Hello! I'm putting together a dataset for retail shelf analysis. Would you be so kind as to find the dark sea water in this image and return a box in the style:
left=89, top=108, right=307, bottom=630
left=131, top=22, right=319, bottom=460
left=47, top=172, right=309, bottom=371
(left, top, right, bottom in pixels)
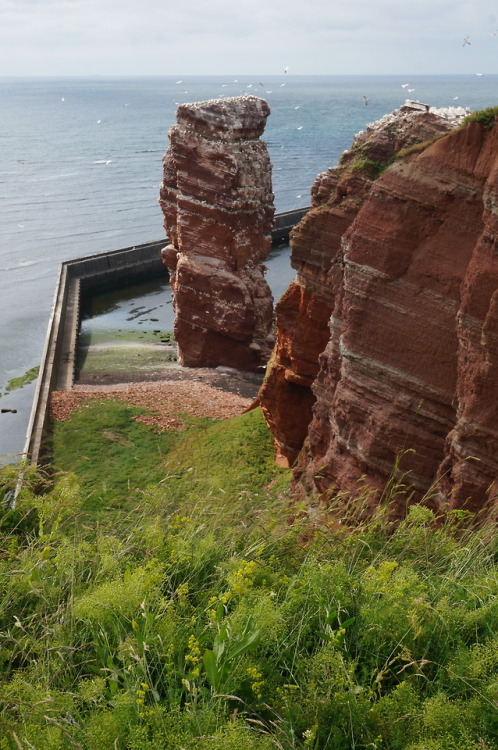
left=1, top=74, right=497, bottom=461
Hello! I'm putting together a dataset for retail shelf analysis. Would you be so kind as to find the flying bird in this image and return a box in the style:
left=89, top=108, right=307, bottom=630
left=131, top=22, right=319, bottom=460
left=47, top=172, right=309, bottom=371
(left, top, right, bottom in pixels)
left=363, top=96, right=369, bottom=105
left=401, top=83, right=409, bottom=88
left=407, top=88, right=415, bottom=93
left=284, top=66, right=289, bottom=73
left=462, top=36, right=471, bottom=46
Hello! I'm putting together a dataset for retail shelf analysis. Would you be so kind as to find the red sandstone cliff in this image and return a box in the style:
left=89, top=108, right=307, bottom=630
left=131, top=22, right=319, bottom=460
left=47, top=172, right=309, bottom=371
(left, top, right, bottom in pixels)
left=259, top=102, right=462, bottom=466
left=261, top=104, right=498, bottom=514
left=159, top=96, right=275, bottom=372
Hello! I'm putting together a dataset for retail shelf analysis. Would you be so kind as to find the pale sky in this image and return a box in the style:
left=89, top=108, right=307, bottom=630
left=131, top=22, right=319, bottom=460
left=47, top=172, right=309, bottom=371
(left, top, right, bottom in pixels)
left=1, top=0, right=497, bottom=77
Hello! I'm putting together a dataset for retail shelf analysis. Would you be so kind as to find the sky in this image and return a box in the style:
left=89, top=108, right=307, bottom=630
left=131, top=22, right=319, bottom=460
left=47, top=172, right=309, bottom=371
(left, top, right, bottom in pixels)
left=0, top=0, right=497, bottom=77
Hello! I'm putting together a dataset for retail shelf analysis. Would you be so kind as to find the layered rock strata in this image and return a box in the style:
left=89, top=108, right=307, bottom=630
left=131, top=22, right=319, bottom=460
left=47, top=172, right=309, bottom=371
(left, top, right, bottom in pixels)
left=298, top=117, right=498, bottom=514
left=259, top=102, right=464, bottom=466
left=261, top=102, right=498, bottom=513
left=159, top=96, right=275, bottom=371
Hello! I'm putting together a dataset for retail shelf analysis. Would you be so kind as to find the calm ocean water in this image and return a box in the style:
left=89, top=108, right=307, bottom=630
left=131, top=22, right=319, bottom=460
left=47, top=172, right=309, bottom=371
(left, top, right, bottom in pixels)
left=1, top=74, right=497, bottom=461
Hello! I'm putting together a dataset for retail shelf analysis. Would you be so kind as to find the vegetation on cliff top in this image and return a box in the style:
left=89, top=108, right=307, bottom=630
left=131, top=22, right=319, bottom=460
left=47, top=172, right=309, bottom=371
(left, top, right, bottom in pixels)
left=0, top=403, right=497, bottom=749
left=462, top=105, right=498, bottom=130
left=395, top=132, right=448, bottom=160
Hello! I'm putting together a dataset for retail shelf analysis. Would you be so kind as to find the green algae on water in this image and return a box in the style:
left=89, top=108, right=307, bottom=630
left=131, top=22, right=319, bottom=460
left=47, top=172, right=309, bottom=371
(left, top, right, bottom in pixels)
left=5, top=366, right=40, bottom=394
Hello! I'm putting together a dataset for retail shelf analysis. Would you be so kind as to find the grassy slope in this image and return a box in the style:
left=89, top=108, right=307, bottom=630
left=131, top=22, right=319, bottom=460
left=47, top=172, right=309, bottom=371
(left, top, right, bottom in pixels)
left=0, top=402, right=497, bottom=750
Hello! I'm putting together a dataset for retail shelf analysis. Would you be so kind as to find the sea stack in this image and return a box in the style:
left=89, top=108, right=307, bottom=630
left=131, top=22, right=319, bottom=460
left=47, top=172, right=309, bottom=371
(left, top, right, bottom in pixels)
left=159, top=96, right=275, bottom=372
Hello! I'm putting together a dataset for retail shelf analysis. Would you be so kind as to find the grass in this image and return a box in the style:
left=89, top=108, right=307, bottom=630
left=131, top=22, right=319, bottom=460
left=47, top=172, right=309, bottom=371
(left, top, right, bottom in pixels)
left=350, top=156, right=394, bottom=180
left=337, top=145, right=395, bottom=181
left=1, top=401, right=497, bottom=749
left=395, top=108, right=498, bottom=164
left=462, top=105, right=498, bottom=130
left=395, top=133, right=448, bottom=160
left=161, top=406, right=286, bottom=504
left=50, top=399, right=180, bottom=512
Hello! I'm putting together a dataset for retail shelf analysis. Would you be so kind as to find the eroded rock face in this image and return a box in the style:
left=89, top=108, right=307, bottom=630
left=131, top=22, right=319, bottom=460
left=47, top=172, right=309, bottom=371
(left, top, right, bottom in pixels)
left=160, top=96, right=275, bottom=371
left=295, top=116, right=498, bottom=515
left=297, top=119, right=498, bottom=515
left=259, top=102, right=463, bottom=466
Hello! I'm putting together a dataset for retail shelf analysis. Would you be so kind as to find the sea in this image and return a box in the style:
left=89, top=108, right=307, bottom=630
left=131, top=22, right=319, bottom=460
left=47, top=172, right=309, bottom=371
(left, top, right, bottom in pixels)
left=1, top=74, right=497, bottom=462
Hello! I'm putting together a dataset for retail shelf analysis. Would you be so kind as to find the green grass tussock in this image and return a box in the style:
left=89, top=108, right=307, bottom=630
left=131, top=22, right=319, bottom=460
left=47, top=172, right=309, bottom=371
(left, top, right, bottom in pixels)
left=395, top=133, right=447, bottom=160
left=350, top=156, right=394, bottom=179
left=462, top=105, right=498, bottom=130
left=1, top=403, right=497, bottom=749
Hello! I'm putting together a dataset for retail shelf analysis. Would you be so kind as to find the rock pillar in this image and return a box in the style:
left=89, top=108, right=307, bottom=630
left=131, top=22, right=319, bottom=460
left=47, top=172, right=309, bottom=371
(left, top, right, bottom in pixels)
left=159, top=96, right=275, bottom=372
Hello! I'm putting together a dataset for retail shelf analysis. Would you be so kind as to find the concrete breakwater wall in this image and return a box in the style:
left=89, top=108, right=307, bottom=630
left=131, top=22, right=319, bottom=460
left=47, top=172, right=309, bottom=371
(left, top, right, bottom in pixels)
left=24, top=207, right=309, bottom=465
left=23, top=239, right=168, bottom=465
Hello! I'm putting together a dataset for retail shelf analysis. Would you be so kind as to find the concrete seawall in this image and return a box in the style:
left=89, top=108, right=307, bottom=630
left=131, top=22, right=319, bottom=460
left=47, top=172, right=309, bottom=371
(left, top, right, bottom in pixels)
left=23, top=207, right=310, bottom=465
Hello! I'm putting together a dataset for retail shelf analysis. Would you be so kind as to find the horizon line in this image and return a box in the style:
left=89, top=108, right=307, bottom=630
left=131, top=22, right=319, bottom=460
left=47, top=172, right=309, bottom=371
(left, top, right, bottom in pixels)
left=1, top=72, right=497, bottom=79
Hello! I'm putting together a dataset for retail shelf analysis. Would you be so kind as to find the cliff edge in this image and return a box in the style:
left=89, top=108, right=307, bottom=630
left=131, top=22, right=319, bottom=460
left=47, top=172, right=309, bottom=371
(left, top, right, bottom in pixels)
left=261, top=103, right=498, bottom=514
